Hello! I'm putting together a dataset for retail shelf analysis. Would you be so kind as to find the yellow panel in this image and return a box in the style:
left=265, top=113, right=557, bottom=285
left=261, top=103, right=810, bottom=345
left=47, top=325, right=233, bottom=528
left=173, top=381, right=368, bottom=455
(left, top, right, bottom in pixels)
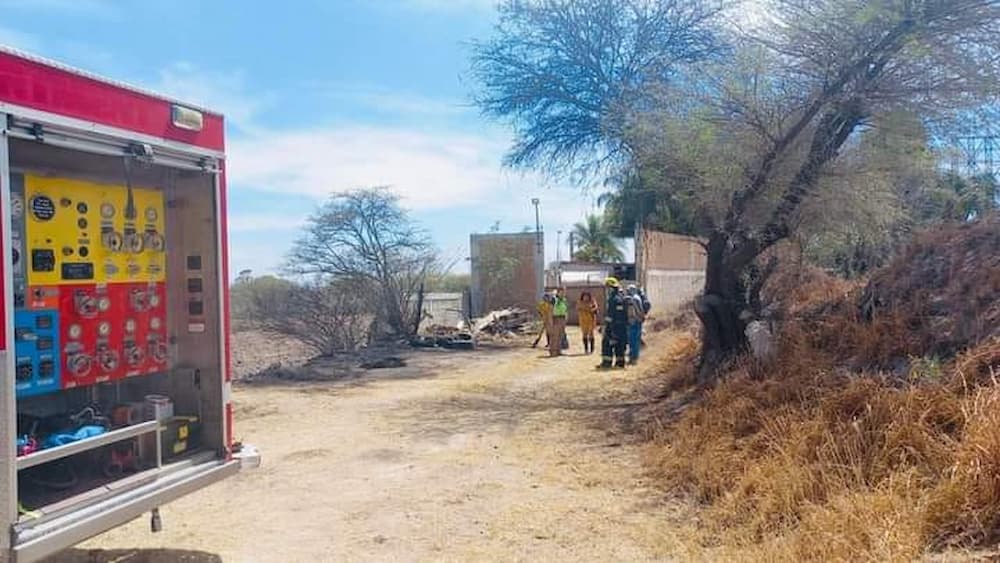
left=24, top=175, right=102, bottom=285
left=132, top=187, right=167, bottom=283
left=24, top=175, right=166, bottom=286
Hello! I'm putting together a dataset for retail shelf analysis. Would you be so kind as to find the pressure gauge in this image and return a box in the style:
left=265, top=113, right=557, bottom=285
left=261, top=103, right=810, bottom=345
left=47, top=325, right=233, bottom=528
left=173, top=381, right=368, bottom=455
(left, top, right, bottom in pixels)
left=150, top=317, right=162, bottom=330
left=125, top=319, right=136, bottom=334
left=149, top=292, right=161, bottom=307
left=100, top=203, right=116, bottom=219
left=68, top=324, right=82, bottom=340
left=145, top=207, right=158, bottom=222
left=98, top=321, right=111, bottom=337
left=98, top=296, right=111, bottom=312
left=10, top=193, right=23, bottom=219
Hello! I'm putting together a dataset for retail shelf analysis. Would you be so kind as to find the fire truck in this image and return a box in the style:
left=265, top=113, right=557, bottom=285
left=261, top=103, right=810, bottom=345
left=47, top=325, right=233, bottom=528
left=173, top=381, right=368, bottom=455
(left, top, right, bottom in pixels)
left=0, top=47, right=247, bottom=561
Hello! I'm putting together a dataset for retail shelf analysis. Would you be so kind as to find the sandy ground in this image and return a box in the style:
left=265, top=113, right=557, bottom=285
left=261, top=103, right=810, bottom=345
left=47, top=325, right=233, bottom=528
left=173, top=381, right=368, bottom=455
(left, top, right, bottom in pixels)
left=49, top=329, right=688, bottom=563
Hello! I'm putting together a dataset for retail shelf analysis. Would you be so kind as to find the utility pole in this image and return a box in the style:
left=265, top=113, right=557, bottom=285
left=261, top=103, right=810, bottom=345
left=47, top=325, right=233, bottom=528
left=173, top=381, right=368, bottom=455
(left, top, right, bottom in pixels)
left=557, top=230, right=562, bottom=263
left=531, top=198, right=542, bottom=249
left=531, top=197, right=543, bottom=298
left=568, top=232, right=575, bottom=262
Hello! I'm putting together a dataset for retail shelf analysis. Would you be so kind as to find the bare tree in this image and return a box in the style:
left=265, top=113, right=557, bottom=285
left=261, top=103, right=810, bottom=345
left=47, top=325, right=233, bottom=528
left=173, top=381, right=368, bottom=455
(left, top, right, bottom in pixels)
left=250, top=279, right=375, bottom=355
left=471, top=0, right=729, bottom=178
left=286, top=188, right=437, bottom=337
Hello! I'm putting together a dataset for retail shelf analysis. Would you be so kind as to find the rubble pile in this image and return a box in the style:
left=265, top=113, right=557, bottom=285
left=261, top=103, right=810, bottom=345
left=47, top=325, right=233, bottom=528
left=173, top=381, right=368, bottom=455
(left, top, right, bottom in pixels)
left=410, top=324, right=475, bottom=350
left=473, top=308, right=532, bottom=336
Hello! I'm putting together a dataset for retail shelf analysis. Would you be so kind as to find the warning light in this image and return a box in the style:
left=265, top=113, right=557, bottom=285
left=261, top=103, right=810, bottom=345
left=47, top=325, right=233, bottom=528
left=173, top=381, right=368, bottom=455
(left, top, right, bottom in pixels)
left=171, top=105, right=204, bottom=132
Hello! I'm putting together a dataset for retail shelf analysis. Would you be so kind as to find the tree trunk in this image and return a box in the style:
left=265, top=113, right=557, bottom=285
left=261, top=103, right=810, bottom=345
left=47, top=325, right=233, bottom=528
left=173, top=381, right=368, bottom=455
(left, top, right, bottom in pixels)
left=412, top=283, right=425, bottom=336
left=695, top=232, right=750, bottom=384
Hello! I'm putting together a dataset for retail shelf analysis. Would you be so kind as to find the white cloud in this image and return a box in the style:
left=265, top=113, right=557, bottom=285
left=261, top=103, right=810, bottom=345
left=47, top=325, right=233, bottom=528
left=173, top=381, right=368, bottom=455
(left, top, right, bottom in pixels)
left=312, top=81, right=470, bottom=118
left=146, top=59, right=606, bottom=273
left=151, top=62, right=269, bottom=127
left=228, top=125, right=541, bottom=210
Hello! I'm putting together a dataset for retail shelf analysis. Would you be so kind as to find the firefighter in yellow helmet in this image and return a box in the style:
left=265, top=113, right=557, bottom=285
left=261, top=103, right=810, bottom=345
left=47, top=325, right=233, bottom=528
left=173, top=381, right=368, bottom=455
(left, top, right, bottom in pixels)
left=600, top=277, right=629, bottom=369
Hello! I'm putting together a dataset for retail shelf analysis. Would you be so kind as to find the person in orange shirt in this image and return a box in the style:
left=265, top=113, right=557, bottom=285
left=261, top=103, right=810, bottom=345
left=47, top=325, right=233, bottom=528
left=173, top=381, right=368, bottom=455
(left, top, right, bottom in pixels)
left=577, top=291, right=599, bottom=355
left=533, top=293, right=554, bottom=349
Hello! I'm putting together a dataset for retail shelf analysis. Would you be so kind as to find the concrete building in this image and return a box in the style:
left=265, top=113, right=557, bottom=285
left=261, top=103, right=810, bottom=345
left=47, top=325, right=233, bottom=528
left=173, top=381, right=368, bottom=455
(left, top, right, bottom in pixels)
left=469, top=232, right=544, bottom=317
left=635, top=228, right=706, bottom=313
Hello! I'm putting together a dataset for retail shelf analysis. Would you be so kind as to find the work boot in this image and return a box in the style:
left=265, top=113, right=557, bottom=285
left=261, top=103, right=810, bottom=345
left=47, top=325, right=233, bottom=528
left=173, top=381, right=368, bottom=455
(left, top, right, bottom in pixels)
left=615, top=360, right=626, bottom=369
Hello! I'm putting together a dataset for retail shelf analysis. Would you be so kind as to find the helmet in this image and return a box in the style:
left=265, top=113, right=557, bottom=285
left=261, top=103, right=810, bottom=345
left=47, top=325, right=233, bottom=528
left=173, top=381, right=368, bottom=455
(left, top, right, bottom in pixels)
left=604, top=276, right=620, bottom=288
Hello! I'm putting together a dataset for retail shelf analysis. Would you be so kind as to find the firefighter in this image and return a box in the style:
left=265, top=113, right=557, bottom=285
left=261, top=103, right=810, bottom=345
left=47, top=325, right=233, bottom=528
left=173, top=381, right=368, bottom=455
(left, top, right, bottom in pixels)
left=600, top=277, right=629, bottom=369
left=577, top=291, right=599, bottom=354
left=626, top=284, right=646, bottom=365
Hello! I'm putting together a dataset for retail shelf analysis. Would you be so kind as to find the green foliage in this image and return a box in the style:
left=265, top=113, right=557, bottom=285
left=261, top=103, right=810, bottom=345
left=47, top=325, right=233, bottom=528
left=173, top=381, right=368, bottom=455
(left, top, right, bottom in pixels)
left=798, top=112, right=1000, bottom=277
left=920, top=173, right=999, bottom=223
left=600, top=171, right=701, bottom=238
left=572, top=215, right=625, bottom=263
left=230, top=275, right=296, bottom=329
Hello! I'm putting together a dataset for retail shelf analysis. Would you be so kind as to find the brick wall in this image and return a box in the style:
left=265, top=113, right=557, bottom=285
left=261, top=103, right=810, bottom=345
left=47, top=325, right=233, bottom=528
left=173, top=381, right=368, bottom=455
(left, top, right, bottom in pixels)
left=470, top=233, right=543, bottom=316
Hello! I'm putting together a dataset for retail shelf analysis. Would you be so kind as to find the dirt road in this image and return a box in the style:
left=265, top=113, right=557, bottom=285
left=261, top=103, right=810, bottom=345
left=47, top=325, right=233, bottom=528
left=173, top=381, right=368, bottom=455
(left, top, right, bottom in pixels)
left=54, top=330, right=686, bottom=562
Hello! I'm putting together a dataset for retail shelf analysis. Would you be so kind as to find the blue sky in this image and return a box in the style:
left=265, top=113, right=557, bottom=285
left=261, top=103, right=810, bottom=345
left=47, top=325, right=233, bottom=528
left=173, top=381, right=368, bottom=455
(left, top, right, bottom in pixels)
left=0, top=0, right=612, bottom=277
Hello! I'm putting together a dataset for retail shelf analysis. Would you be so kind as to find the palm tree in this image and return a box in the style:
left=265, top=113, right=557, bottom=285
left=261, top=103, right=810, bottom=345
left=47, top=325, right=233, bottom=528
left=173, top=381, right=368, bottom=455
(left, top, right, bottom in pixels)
left=572, top=215, right=624, bottom=263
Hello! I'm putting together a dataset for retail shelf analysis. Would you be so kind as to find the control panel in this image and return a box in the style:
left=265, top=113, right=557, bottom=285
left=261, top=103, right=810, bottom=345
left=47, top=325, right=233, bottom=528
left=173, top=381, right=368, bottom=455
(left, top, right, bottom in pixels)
left=23, top=175, right=166, bottom=286
left=13, top=310, right=61, bottom=397
left=12, top=173, right=168, bottom=396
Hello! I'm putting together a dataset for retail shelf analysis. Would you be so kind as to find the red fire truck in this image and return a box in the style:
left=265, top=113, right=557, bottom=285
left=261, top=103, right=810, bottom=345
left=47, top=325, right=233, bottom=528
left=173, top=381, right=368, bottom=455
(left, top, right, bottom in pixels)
left=0, top=46, right=248, bottom=561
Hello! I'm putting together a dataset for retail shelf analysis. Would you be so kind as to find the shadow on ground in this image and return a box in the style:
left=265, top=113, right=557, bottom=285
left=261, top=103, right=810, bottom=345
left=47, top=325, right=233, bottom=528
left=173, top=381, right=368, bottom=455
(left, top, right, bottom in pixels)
left=44, top=548, right=222, bottom=563
left=237, top=345, right=518, bottom=391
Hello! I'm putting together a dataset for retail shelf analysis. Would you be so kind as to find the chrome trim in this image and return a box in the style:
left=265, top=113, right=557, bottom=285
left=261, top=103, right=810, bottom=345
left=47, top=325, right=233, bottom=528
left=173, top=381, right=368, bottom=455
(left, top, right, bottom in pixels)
left=0, top=112, right=16, bottom=551
left=1, top=103, right=225, bottom=162
left=16, top=421, right=158, bottom=471
left=13, top=460, right=239, bottom=562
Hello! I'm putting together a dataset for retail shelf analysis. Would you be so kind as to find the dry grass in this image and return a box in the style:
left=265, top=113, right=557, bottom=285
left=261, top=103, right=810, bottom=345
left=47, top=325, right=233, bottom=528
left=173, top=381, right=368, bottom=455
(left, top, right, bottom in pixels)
left=644, top=220, right=1000, bottom=562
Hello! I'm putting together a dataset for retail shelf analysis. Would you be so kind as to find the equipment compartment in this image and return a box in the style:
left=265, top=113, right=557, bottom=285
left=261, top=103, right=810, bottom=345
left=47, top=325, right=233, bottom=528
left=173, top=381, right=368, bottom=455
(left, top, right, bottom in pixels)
left=8, top=138, right=228, bottom=521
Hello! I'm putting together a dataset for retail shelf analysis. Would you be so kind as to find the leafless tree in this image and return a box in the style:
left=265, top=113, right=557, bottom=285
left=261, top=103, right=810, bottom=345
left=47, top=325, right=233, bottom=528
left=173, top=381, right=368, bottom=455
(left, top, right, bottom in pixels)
left=249, top=279, right=375, bottom=355
left=286, top=188, right=437, bottom=337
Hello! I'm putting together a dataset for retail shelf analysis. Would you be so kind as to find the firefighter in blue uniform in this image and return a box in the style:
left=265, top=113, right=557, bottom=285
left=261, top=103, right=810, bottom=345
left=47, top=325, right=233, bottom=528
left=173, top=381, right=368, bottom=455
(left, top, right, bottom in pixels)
left=600, top=277, right=629, bottom=369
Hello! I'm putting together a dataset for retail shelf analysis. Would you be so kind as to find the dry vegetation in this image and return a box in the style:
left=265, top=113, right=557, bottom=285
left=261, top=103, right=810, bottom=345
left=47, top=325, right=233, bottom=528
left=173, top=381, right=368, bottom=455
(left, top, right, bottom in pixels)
left=644, top=217, right=1000, bottom=561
